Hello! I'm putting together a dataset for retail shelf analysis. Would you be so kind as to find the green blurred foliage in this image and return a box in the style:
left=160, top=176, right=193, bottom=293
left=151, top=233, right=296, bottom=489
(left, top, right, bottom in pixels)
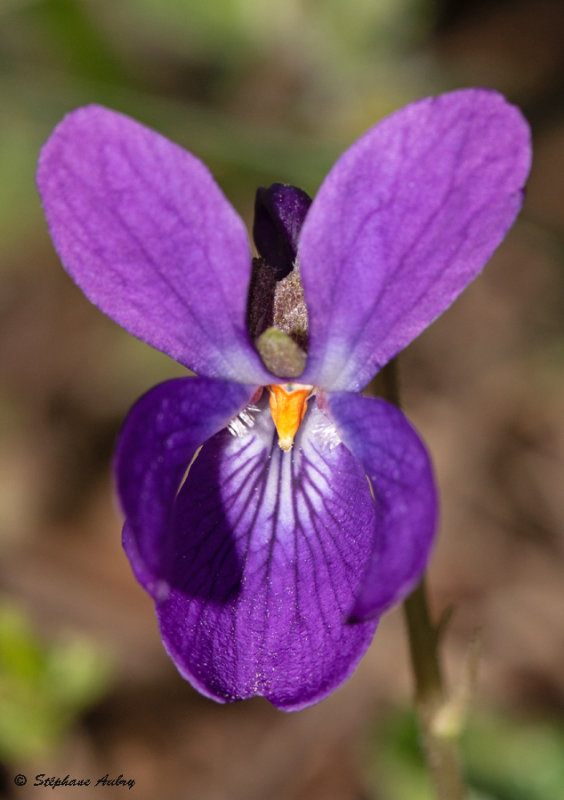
left=368, top=709, right=564, bottom=800
left=0, top=0, right=439, bottom=257
left=463, top=713, right=564, bottom=800
left=0, top=602, right=111, bottom=761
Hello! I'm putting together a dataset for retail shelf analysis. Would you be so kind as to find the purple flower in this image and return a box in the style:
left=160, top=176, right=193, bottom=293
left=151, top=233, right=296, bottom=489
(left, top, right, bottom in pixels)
left=37, top=90, right=531, bottom=710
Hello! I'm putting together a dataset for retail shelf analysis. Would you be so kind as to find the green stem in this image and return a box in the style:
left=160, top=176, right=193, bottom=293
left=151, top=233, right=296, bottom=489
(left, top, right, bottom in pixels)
left=403, top=581, right=466, bottom=800
left=381, top=360, right=466, bottom=800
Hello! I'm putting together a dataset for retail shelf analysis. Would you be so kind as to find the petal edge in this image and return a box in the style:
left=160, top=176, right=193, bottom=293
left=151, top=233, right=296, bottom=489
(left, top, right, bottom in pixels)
left=324, top=391, right=438, bottom=621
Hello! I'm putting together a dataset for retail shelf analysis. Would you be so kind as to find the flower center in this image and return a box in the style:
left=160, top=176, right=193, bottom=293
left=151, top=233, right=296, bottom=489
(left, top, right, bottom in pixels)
left=267, top=383, right=314, bottom=451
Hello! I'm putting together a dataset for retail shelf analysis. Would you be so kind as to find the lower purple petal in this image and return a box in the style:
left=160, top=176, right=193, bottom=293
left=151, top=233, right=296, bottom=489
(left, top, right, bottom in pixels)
left=324, top=391, right=438, bottom=621
left=144, top=403, right=378, bottom=710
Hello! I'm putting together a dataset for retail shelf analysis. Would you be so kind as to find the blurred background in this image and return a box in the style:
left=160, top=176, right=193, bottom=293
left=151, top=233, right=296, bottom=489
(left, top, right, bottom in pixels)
left=1, top=0, right=564, bottom=798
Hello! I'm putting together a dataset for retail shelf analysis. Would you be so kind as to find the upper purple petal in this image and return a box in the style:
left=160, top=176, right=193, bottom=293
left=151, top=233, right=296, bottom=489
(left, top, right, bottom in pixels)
left=37, top=105, right=272, bottom=384
left=298, top=89, right=532, bottom=390
left=323, top=391, right=437, bottom=620
left=253, top=184, right=312, bottom=279
left=115, top=376, right=257, bottom=595
left=121, top=395, right=379, bottom=710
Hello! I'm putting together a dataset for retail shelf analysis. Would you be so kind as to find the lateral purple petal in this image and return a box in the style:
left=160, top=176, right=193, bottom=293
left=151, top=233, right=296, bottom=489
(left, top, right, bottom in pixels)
left=115, top=376, right=257, bottom=597
left=324, top=391, right=437, bottom=621
left=37, top=106, right=271, bottom=384
left=125, top=401, right=378, bottom=709
left=298, top=89, right=532, bottom=390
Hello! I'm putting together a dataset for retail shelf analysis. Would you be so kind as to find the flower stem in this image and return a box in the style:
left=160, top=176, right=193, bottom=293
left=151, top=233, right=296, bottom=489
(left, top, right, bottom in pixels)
left=381, top=360, right=466, bottom=800
left=403, top=581, right=466, bottom=800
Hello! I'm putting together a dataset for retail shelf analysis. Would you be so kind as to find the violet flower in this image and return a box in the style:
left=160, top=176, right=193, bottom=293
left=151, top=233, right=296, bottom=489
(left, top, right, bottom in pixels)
left=37, top=90, right=531, bottom=710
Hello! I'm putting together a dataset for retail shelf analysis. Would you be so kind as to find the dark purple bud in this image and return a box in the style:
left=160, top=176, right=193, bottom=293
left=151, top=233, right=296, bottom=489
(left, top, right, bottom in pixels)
left=253, top=184, right=312, bottom=280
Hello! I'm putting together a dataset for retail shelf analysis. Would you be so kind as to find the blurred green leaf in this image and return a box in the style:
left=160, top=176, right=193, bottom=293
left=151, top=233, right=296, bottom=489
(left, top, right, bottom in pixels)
left=0, top=605, right=44, bottom=683
left=20, top=0, right=129, bottom=84
left=367, top=708, right=564, bottom=800
left=0, top=601, right=111, bottom=761
left=462, top=712, right=564, bottom=800
left=0, top=113, right=44, bottom=251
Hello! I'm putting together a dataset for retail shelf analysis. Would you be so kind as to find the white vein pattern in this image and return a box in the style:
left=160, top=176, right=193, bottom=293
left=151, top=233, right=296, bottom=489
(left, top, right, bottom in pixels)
left=156, top=403, right=378, bottom=708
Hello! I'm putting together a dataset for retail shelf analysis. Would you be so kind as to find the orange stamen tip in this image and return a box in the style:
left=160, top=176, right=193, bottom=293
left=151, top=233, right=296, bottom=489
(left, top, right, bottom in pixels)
left=267, top=383, right=314, bottom=451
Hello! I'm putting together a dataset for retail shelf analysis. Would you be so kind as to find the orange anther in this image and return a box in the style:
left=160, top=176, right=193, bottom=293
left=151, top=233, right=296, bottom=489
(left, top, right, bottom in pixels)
left=267, top=383, right=314, bottom=451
